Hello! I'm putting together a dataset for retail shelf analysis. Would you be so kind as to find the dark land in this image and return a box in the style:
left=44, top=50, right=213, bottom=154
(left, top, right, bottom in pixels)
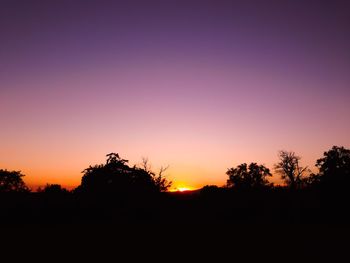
left=1, top=147, right=349, bottom=260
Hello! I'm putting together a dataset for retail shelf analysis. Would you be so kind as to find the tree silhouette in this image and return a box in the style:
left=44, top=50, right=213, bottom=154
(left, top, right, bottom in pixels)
left=80, top=153, right=134, bottom=194
left=0, top=169, right=29, bottom=193
left=106, top=152, right=128, bottom=166
left=141, top=158, right=172, bottom=192
left=40, top=184, right=69, bottom=194
left=274, top=151, right=308, bottom=190
left=200, top=185, right=221, bottom=198
left=314, top=146, right=350, bottom=188
left=226, top=163, right=272, bottom=189
left=78, top=153, right=171, bottom=195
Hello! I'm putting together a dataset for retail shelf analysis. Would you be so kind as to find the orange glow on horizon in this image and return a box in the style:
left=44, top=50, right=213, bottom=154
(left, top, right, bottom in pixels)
left=169, top=186, right=196, bottom=192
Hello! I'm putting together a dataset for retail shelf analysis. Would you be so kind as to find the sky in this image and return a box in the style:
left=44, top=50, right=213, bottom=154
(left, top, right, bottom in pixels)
left=1, top=0, right=350, bottom=190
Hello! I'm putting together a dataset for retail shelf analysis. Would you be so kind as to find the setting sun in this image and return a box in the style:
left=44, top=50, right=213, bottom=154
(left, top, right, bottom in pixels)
left=170, top=186, right=194, bottom=192
left=178, top=187, right=191, bottom=192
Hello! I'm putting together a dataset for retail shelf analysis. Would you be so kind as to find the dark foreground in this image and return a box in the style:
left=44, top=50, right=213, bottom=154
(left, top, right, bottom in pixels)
left=0, top=189, right=349, bottom=261
left=1, top=188, right=349, bottom=223
left=1, top=222, right=349, bottom=262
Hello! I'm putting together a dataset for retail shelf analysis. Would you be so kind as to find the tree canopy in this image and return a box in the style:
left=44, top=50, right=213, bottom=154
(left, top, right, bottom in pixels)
left=39, top=184, right=69, bottom=195
left=226, top=163, right=272, bottom=190
left=0, top=169, right=29, bottom=193
left=274, top=151, right=308, bottom=190
left=78, top=153, right=171, bottom=195
left=315, top=146, right=350, bottom=188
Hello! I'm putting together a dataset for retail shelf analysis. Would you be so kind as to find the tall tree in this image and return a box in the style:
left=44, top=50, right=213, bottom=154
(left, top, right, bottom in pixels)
left=315, top=146, right=350, bottom=188
left=274, top=151, right=308, bottom=190
left=0, top=169, right=29, bottom=192
left=226, top=163, right=272, bottom=189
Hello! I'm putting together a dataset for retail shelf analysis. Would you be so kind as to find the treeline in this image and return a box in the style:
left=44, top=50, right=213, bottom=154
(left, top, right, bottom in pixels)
left=0, top=153, right=172, bottom=194
left=0, top=146, right=349, bottom=223
left=224, top=146, right=350, bottom=191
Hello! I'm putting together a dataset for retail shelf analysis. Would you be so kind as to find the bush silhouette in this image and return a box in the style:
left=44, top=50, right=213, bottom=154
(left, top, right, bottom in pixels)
left=40, top=184, right=69, bottom=195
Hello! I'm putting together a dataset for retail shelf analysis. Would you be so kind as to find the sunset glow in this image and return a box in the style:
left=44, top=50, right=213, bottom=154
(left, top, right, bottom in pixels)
left=178, top=187, right=192, bottom=192
left=170, top=187, right=194, bottom=192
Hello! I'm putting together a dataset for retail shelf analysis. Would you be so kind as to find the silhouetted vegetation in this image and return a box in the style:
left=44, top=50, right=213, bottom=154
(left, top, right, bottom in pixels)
left=200, top=185, right=220, bottom=195
left=226, top=163, right=272, bottom=190
left=141, top=158, right=172, bottom=192
left=39, top=184, right=69, bottom=195
left=315, top=146, right=350, bottom=188
left=274, top=151, right=309, bottom=190
left=77, top=153, right=171, bottom=195
left=0, top=169, right=28, bottom=192
left=0, top=146, right=349, bottom=224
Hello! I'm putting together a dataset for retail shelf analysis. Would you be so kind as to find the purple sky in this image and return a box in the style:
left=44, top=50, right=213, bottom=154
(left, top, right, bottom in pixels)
left=1, top=0, right=350, bottom=189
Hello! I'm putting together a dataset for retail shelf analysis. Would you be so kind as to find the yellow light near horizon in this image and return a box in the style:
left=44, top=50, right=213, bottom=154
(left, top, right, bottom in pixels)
left=169, top=186, right=194, bottom=192
left=177, top=187, right=192, bottom=192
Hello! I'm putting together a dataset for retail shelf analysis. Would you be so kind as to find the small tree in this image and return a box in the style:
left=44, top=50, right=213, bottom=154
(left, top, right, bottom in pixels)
left=226, top=163, right=272, bottom=190
left=274, top=151, right=308, bottom=190
left=141, top=158, right=172, bottom=192
left=0, top=169, right=29, bottom=193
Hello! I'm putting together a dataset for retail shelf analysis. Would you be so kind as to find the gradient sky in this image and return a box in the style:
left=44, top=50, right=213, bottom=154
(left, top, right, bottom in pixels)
left=1, top=0, right=350, bottom=190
